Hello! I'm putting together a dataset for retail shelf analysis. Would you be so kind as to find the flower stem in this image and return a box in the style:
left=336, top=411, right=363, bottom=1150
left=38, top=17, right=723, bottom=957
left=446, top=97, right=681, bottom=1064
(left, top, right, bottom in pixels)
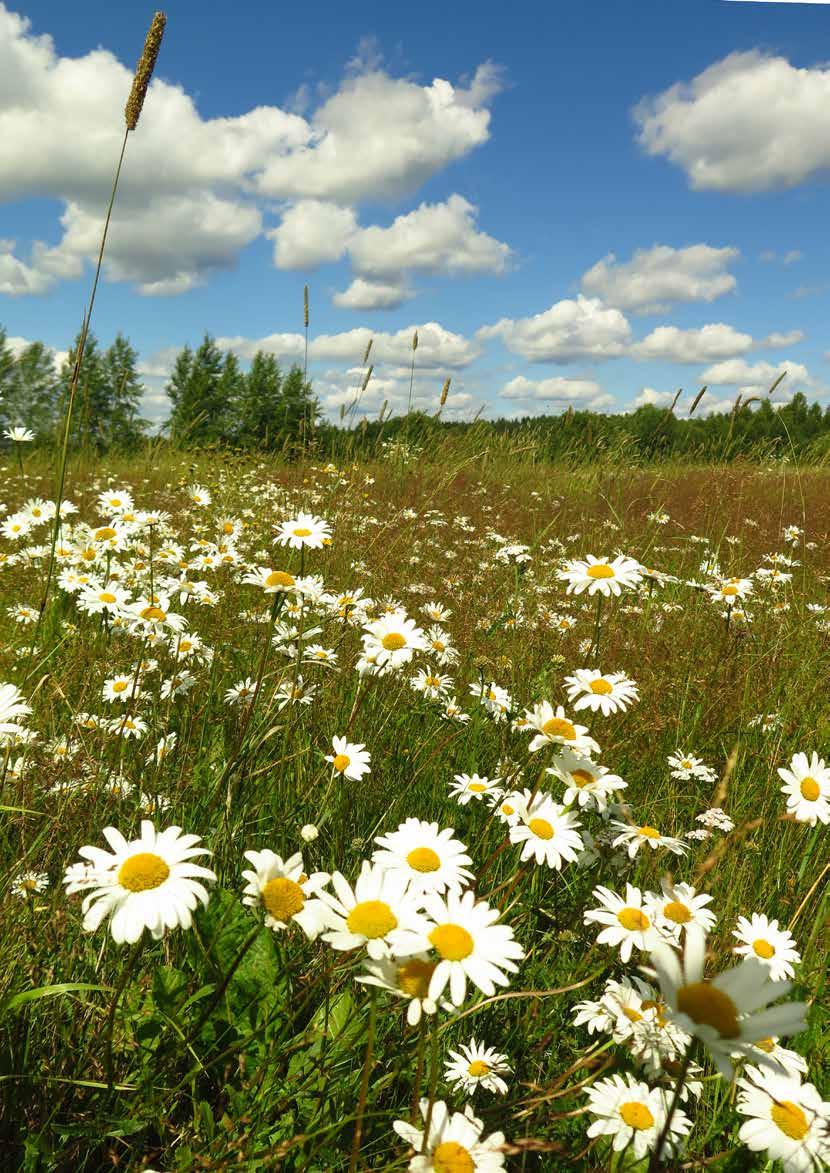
left=349, top=989, right=377, bottom=1173
left=104, top=937, right=143, bottom=1091
left=647, top=1042, right=692, bottom=1172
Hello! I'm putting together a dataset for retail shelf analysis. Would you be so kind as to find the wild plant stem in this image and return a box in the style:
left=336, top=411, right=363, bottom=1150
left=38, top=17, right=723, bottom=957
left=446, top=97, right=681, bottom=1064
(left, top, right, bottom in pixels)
left=349, top=989, right=377, bottom=1173
left=104, top=937, right=143, bottom=1091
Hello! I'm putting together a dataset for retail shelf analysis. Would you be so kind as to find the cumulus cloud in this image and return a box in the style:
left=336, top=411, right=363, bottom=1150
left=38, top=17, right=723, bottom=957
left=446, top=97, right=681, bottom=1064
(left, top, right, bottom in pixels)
left=332, top=278, right=414, bottom=310
left=0, top=5, right=504, bottom=296
left=699, top=357, right=810, bottom=397
left=478, top=295, right=631, bottom=363
left=631, top=323, right=753, bottom=363
left=633, top=50, right=830, bottom=192
left=757, top=330, right=804, bottom=349
left=501, top=375, right=615, bottom=411
left=580, top=244, right=738, bottom=314
left=319, top=363, right=477, bottom=420
left=633, top=387, right=676, bottom=408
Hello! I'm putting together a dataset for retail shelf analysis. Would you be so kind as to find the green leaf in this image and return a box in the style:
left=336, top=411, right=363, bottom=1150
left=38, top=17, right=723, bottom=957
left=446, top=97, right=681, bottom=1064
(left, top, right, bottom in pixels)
left=1, top=983, right=106, bottom=1014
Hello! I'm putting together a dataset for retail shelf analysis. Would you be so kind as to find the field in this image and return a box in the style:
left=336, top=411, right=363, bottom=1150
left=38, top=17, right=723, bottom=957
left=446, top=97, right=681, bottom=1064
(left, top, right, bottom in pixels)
left=0, top=447, right=828, bottom=1171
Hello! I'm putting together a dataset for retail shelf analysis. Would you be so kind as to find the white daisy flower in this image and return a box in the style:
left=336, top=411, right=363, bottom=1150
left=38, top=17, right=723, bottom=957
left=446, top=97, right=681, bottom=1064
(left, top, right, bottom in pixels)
left=609, top=820, right=688, bottom=859
left=583, top=884, right=662, bottom=963
left=547, top=749, right=626, bottom=811
left=274, top=512, right=331, bottom=550
left=320, top=862, right=425, bottom=960
left=0, top=681, right=31, bottom=742
left=647, top=926, right=808, bottom=1077
left=737, top=1064, right=830, bottom=1173
left=584, top=1073, right=691, bottom=1162
left=361, top=610, right=427, bottom=671
left=563, top=668, right=639, bottom=716
left=508, top=791, right=582, bottom=869
left=449, top=773, right=503, bottom=806
left=558, top=554, right=643, bottom=597
left=391, top=888, right=524, bottom=1007
left=445, top=1038, right=511, bottom=1095
left=732, top=914, right=801, bottom=982
left=777, top=751, right=830, bottom=826
left=646, top=880, right=717, bottom=940
left=737, top=1036, right=808, bottom=1080
left=393, top=1099, right=506, bottom=1172
left=524, top=702, right=600, bottom=756
left=355, top=954, right=447, bottom=1025
left=325, top=735, right=371, bottom=781
left=372, top=819, right=474, bottom=895
left=241, top=849, right=331, bottom=938
left=65, top=821, right=216, bottom=944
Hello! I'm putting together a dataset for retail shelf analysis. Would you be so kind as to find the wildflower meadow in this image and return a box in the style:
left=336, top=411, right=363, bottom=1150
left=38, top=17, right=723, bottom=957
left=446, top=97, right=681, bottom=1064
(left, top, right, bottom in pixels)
left=1, top=9, right=828, bottom=1172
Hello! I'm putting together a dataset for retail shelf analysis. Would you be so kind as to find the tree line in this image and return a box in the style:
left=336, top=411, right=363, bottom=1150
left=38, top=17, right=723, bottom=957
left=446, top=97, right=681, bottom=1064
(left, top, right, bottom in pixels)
left=3, top=323, right=830, bottom=462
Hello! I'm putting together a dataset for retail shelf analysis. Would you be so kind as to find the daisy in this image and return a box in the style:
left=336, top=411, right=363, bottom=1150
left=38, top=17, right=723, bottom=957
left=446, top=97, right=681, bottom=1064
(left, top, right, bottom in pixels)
left=362, top=610, right=427, bottom=671
left=609, top=821, right=688, bottom=860
left=411, top=667, right=453, bottom=699
left=738, top=1036, right=808, bottom=1080
left=0, top=682, right=31, bottom=741
left=224, top=678, right=258, bottom=706
left=65, top=822, right=216, bottom=944
left=647, top=926, right=808, bottom=1077
left=563, top=669, right=639, bottom=716
left=449, top=773, right=503, bottom=806
left=241, top=849, right=331, bottom=938
left=584, top=1073, right=691, bottom=1162
left=356, top=954, right=446, bottom=1025
left=320, top=862, right=424, bottom=960
left=733, top=914, right=801, bottom=982
left=391, top=888, right=524, bottom=1007
left=584, top=884, right=662, bottom=963
left=242, top=566, right=298, bottom=594
left=372, top=819, right=474, bottom=895
left=97, top=488, right=134, bottom=514
left=777, top=751, right=830, bottom=826
left=525, top=702, right=600, bottom=756
left=646, top=880, right=717, bottom=940
left=445, top=1039, right=511, bottom=1095
left=4, top=426, right=35, bottom=443
left=668, top=751, right=706, bottom=780
left=102, top=674, right=140, bottom=704
left=325, top=735, right=371, bottom=781
left=274, top=512, right=331, bottom=550
left=737, top=1065, right=830, bottom=1173
left=558, top=554, right=643, bottom=597
left=547, top=749, right=626, bottom=811
left=508, top=792, right=582, bottom=869
left=78, top=583, right=131, bottom=616
left=393, top=1100, right=506, bottom=1172
left=11, top=871, right=49, bottom=899
left=469, top=680, right=513, bottom=721
left=187, top=484, right=212, bottom=507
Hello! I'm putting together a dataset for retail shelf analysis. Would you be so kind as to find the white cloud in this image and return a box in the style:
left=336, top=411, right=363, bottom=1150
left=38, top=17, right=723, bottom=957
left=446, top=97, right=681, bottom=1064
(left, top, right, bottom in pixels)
left=319, top=363, right=477, bottom=420
left=699, top=357, right=810, bottom=397
left=634, top=50, right=830, bottom=192
left=756, top=330, right=804, bottom=349
left=346, top=195, right=511, bottom=277
left=580, top=244, right=738, bottom=314
left=631, top=323, right=753, bottom=363
left=760, top=249, right=803, bottom=265
left=254, top=64, right=503, bottom=203
left=501, top=375, right=615, bottom=410
left=332, top=278, right=413, bottom=310
left=633, top=387, right=676, bottom=408
left=479, top=295, right=631, bottom=363
left=0, top=6, right=504, bottom=295
left=268, top=201, right=357, bottom=270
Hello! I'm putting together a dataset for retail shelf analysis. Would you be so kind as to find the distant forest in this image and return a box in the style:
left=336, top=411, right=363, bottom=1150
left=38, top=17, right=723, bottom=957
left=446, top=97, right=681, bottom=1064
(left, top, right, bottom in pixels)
left=3, top=325, right=830, bottom=463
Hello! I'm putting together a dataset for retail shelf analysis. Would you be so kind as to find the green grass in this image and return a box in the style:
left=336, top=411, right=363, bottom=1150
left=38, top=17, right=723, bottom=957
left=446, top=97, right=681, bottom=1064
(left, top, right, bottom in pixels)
left=0, top=448, right=827, bottom=1171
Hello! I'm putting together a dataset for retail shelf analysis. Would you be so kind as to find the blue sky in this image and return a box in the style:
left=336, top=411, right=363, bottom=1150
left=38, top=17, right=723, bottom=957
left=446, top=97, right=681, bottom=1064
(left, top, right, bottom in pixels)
left=1, top=0, right=829, bottom=423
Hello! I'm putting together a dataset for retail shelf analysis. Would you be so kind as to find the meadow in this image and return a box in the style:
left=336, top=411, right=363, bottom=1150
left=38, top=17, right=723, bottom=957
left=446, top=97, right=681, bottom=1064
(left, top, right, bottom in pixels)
left=0, top=444, right=827, bottom=1171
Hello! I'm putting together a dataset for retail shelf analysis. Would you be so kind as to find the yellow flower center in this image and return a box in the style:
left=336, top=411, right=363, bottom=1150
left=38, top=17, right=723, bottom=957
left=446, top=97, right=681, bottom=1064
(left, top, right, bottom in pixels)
left=587, top=564, right=615, bottom=579
left=571, top=769, right=595, bottom=788
left=677, top=981, right=740, bottom=1038
left=265, top=570, right=295, bottom=588
left=346, top=900, right=397, bottom=939
left=771, top=1101, right=810, bottom=1141
left=799, top=776, right=820, bottom=801
left=94, top=527, right=116, bottom=542
left=501, top=803, right=515, bottom=816
left=589, top=678, right=613, bottom=695
left=721, top=585, right=739, bottom=597
left=622, top=1006, right=643, bottom=1023
left=293, top=526, right=312, bottom=537
left=223, top=522, right=234, bottom=534
left=381, top=632, right=407, bottom=651
left=619, top=1102, right=654, bottom=1130
left=432, top=639, right=446, bottom=652
left=617, top=907, right=651, bottom=932
left=753, top=938, right=776, bottom=960
left=433, top=1141, right=474, bottom=1173
left=118, top=852, right=170, bottom=893
left=99, top=592, right=117, bottom=604
left=425, top=676, right=442, bottom=687
left=261, top=876, right=305, bottom=922
left=663, top=901, right=692, bottom=924
left=112, top=681, right=128, bottom=693
left=332, top=754, right=351, bottom=772
left=468, top=782, right=487, bottom=792
left=139, top=605, right=167, bottom=622
left=755, top=1037, right=776, bottom=1053
left=396, top=958, right=436, bottom=999
left=406, top=847, right=441, bottom=873
left=429, top=922, right=474, bottom=961
left=528, top=817, right=554, bottom=840
left=638, top=825, right=661, bottom=839
left=542, top=716, right=576, bottom=740
left=467, top=1059, right=490, bottom=1077
left=179, top=640, right=192, bottom=652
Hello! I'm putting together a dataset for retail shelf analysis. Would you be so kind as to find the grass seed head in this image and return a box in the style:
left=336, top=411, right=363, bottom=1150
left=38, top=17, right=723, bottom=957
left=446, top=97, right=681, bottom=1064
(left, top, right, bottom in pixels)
left=125, top=12, right=166, bottom=131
